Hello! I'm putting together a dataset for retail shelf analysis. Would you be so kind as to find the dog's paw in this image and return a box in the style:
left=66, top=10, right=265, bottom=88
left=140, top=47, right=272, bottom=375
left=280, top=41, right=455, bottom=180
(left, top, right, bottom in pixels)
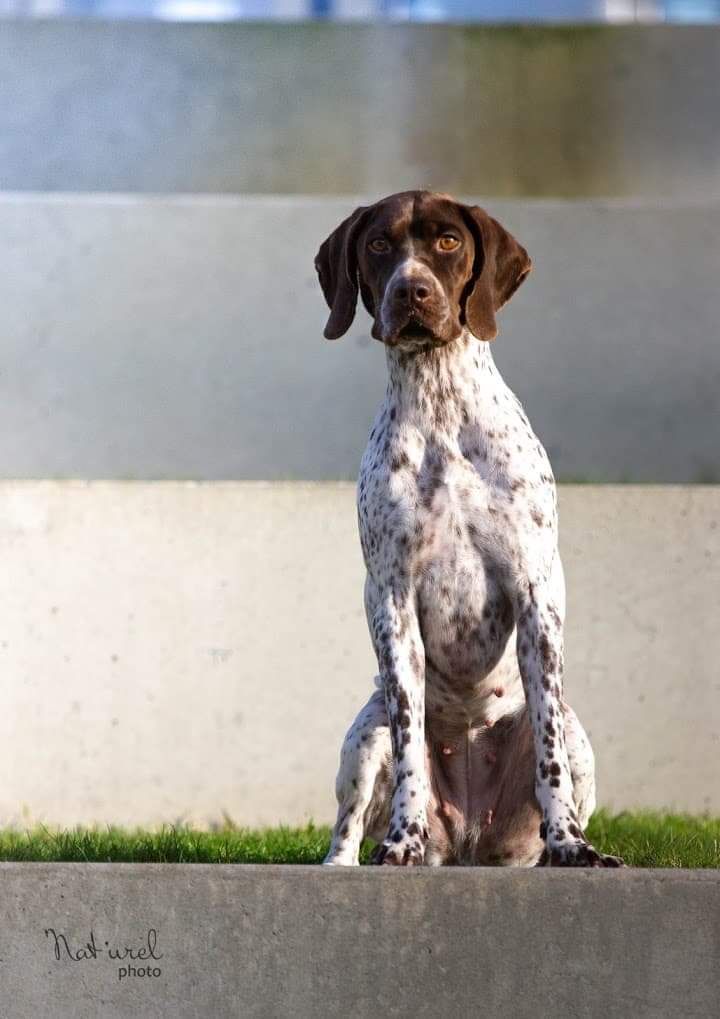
left=547, top=839, right=624, bottom=868
left=371, top=823, right=428, bottom=867
left=371, top=840, right=424, bottom=866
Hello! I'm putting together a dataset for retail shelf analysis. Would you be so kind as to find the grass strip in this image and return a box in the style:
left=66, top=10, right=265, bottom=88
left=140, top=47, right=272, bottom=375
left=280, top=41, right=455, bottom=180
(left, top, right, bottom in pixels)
left=0, top=810, right=717, bottom=867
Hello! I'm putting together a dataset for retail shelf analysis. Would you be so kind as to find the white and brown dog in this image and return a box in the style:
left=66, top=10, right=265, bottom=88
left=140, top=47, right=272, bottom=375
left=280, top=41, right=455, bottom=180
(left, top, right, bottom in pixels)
left=316, top=190, right=623, bottom=868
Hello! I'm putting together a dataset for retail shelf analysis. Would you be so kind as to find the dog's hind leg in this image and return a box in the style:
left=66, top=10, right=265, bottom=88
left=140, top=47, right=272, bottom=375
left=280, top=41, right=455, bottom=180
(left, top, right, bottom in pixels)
left=324, top=682, right=392, bottom=866
left=563, top=703, right=597, bottom=830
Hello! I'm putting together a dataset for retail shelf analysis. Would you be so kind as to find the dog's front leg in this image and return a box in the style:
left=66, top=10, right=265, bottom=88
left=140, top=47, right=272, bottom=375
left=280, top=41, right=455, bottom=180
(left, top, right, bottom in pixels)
left=516, top=581, right=623, bottom=868
left=369, top=590, right=430, bottom=866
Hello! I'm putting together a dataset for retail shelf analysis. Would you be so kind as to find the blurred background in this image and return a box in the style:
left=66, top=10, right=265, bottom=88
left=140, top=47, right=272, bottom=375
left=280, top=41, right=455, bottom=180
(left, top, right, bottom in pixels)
left=0, top=4, right=718, bottom=829
left=1, top=0, right=719, bottom=21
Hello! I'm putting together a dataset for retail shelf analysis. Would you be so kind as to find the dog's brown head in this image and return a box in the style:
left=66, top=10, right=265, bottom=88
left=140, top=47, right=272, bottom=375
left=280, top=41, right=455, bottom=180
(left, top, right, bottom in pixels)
left=315, top=190, right=531, bottom=350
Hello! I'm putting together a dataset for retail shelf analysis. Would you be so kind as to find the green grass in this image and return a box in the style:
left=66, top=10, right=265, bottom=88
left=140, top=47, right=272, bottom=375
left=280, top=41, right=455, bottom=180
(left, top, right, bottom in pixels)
left=0, top=811, right=717, bottom=867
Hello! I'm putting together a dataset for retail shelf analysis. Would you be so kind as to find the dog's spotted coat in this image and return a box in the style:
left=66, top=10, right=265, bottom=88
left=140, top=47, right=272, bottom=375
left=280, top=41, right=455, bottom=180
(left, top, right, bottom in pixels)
left=316, top=191, right=623, bottom=868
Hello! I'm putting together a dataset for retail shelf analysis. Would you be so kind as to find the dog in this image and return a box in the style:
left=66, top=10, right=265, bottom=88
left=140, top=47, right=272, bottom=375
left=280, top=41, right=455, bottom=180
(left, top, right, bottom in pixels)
left=316, top=190, right=623, bottom=867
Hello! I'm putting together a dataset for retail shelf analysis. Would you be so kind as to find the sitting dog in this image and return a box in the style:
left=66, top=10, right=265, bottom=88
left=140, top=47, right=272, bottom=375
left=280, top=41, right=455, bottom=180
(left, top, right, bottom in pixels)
left=316, top=190, right=622, bottom=867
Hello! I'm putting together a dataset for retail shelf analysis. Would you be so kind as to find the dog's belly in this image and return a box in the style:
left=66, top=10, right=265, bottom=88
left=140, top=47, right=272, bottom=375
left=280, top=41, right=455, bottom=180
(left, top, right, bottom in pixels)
left=424, top=707, right=543, bottom=866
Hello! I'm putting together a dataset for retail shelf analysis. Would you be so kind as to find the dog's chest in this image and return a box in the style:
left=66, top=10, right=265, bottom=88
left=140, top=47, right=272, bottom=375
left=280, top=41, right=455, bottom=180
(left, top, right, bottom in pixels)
left=412, top=453, right=516, bottom=680
left=359, top=423, right=519, bottom=676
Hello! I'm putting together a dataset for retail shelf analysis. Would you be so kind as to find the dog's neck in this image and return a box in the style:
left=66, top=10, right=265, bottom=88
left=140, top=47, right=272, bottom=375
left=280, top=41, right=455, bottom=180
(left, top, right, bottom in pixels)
left=385, top=329, right=508, bottom=437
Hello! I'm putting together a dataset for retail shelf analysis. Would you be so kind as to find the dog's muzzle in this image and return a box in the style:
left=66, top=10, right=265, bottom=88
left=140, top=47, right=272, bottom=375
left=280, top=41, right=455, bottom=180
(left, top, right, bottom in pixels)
left=376, top=265, right=454, bottom=347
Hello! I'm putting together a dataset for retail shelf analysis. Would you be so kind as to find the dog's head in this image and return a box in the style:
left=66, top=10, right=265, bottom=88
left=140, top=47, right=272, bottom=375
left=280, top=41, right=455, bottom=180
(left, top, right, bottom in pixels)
left=315, top=190, right=531, bottom=351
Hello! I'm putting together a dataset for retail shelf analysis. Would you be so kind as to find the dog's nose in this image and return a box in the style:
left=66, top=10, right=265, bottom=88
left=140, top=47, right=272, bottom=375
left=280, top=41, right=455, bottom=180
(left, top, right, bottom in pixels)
left=394, top=280, right=431, bottom=305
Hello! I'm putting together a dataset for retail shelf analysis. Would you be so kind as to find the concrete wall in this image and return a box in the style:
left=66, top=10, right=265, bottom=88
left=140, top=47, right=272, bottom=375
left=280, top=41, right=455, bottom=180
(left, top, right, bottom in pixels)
left=1, top=482, right=718, bottom=828
left=2, top=194, right=719, bottom=483
left=1, top=23, right=719, bottom=198
left=1, top=864, right=718, bottom=1018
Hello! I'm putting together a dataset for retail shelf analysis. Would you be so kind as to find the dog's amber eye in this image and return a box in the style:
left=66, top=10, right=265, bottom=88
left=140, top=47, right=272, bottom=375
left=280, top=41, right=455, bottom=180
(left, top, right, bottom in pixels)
left=368, top=237, right=391, bottom=254
left=437, top=234, right=460, bottom=252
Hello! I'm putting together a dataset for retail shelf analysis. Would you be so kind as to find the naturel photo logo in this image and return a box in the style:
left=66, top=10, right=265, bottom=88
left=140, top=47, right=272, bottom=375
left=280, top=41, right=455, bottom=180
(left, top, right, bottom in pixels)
left=44, top=927, right=163, bottom=982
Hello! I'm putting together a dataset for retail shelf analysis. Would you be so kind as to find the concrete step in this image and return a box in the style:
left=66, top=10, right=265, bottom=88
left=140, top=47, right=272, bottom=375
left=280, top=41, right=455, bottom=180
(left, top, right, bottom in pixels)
left=1, top=481, right=718, bottom=826
left=0, top=863, right=717, bottom=1018
left=1, top=194, right=718, bottom=482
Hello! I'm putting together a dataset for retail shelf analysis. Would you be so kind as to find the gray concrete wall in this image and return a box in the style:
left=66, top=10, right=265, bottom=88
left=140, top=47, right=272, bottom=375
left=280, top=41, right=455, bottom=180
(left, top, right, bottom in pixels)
left=1, top=194, right=718, bottom=483
left=1, top=482, right=718, bottom=828
left=1, top=23, right=719, bottom=198
left=0, top=864, right=718, bottom=1018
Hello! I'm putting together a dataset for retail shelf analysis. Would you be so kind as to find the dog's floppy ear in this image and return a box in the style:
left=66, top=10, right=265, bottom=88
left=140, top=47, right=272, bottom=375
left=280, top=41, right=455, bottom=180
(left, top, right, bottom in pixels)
left=459, top=205, right=532, bottom=341
left=314, top=206, right=369, bottom=340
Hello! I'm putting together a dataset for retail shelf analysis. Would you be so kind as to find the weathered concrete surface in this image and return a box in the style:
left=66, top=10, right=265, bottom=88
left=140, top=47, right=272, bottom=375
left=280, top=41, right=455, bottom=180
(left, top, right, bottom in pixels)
left=0, top=864, right=717, bottom=1019
left=0, top=482, right=718, bottom=827
left=1, top=23, right=719, bottom=198
left=1, top=195, right=719, bottom=482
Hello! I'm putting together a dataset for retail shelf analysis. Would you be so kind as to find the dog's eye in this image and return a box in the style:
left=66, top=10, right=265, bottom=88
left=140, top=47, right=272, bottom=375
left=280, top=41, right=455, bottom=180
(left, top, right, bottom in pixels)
left=437, top=234, right=461, bottom=252
left=368, top=238, right=391, bottom=254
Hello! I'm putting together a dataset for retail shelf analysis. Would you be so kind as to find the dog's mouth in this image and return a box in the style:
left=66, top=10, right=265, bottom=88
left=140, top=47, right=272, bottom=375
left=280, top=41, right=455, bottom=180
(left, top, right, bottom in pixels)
left=373, top=306, right=458, bottom=350
left=387, top=317, right=448, bottom=349
left=398, top=319, right=434, bottom=340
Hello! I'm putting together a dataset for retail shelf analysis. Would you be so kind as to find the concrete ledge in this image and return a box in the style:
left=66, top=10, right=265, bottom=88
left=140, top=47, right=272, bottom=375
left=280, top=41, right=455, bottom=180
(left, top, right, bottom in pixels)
left=1, top=482, right=718, bottom=826
left=1, top=23, right=718, bottom=198
left=0, top=864, right=718, bottom=1018
left=1, top=194, right=719, bottom=482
